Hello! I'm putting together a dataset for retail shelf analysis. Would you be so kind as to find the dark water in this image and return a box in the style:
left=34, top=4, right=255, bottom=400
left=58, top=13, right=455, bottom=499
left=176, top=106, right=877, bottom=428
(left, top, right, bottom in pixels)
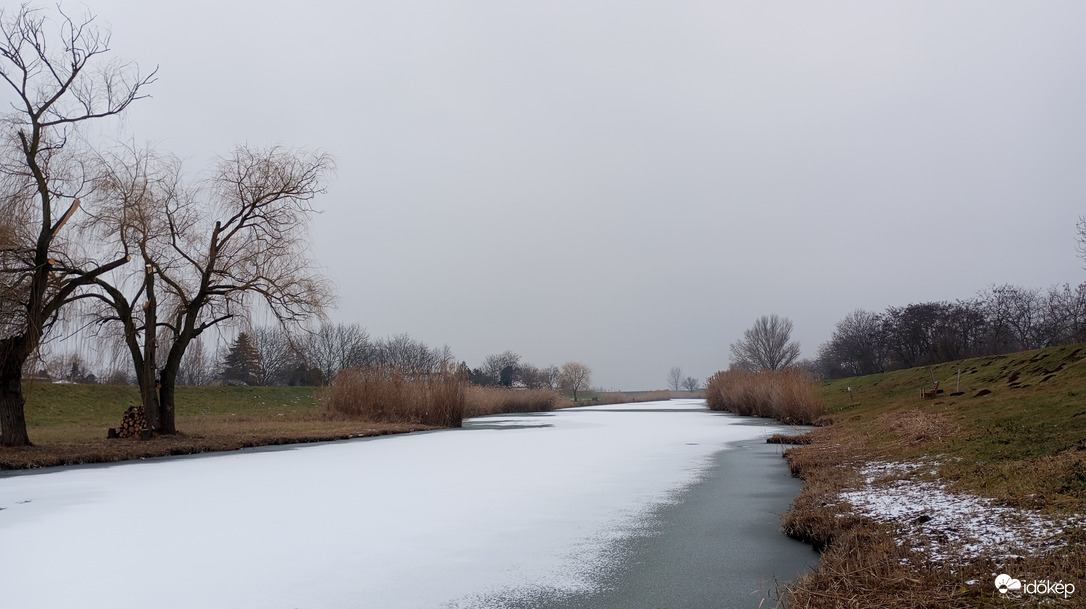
left=475, top=431, right=819, bottom=609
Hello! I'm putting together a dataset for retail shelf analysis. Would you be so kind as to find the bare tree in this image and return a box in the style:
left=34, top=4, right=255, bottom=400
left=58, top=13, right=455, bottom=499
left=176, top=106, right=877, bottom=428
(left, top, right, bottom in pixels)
left=481, top=350, right=521, bottom=387
left=252, top=326, right=295, bottom=385
left=92, top=145, right=333, bottom=433
left=175, top=334, right=214, bottom=386
left=729, top=314, right=801, bottom=371
left=681, top=376, right=699, bottom=392
left=817, top=309, right=889, bottom=378
left=374, top=333, right=445, bottom=373
left=977, top=285, right=1042, bottom=352
left=1042, top=283, right=1086, bottom=346
left=84, top=145, right=183, bottom=420
left=303, top=323, right=373, bottom=383
left=518, top=363, right=552, bottom=389
left=558, top=361, right=591, bottom=402
left=667, top=366, right=682, bottom=391
left=0, top=5, right=154, bottom=445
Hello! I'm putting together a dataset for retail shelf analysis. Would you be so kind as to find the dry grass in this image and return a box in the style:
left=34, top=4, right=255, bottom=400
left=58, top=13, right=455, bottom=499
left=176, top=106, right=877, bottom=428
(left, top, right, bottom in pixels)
left=782, top=434, right=1086, bottom=607
left=878, top=409, right=959, bottom=448
left=776, top=344, right=1086, bottom=607
left=464, top=386, right=563, bottom=418
left=766, top=433, right=812, bottom=445
left=0, top=418, right=432, bottom=469
left=669, top=389, right=705, bottom=399
left=1, top=378, right=457, bottom=469
left=704, top=368, right=824, bottom=424
left=320, top=365, right=465, bottom=428
left=584, top=390, right=672, bottom=405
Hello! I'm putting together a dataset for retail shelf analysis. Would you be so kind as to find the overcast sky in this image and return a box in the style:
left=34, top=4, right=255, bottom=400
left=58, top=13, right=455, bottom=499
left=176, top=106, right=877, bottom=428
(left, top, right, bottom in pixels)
left=42, top=1, right=1086, bottom=389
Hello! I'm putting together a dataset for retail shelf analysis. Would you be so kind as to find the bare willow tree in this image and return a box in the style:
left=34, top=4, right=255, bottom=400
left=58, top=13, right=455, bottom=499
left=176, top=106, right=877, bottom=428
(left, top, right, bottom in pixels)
left=729, top=314, right=801, bottom=371
left=667, top=366, right=682, bottom=391
left=0, top=5, right=154, bottom=446
left=558, top=361, right=591, bottom=402
left=83, top=145, right=181, bottom=424
left=91, top=145, right=333, bottom=433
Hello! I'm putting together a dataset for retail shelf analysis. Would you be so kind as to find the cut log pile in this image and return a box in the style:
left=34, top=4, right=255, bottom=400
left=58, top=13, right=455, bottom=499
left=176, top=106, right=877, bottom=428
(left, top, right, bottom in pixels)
left=107, top=406, right=152, bottom=440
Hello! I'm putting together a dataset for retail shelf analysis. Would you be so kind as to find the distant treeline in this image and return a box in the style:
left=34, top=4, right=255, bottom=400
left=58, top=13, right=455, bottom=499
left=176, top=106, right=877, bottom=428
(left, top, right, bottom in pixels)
left=203, top=326, right=453, bottom=387
left=816, top=283, right=1086, bottom=379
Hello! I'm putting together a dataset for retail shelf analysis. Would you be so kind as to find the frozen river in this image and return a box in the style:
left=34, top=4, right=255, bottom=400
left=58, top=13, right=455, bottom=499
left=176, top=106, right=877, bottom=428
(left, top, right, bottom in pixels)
left=0, top=399, right=815, bottom=608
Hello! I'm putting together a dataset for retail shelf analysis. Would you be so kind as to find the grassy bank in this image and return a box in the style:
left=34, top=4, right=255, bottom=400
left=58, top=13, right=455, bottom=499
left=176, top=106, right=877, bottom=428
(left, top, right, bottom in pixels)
left=2, top=383, right=434, bottom=469
left=780, top=343, right=1086, bottom=607
left=3, top=381, right=670, bottom=469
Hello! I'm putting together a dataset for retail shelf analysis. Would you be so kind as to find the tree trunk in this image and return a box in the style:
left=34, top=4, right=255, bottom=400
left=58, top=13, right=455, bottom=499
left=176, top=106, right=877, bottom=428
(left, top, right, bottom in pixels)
left=0, top=338, right=31, bottom=447
left=141, top=266, right=160, bottom=428
left=137, top=366, right=160, bottom=428
left=156, top=364, right=179, bottom=435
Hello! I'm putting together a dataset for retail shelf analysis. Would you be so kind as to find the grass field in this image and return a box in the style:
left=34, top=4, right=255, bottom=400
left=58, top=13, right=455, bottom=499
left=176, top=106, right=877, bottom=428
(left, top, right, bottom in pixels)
left=781, top=343, right=1086, bottom=607
left=817, top=343, right=1086, bottom=510
left=3, top=383, right=434, bottom=469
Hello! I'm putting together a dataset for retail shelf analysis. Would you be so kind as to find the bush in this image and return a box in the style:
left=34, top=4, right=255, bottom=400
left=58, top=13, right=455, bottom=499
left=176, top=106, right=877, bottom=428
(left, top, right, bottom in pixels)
left=704, top=368, right=823, bottom=424
left=321, top=365, right=464, bottom=427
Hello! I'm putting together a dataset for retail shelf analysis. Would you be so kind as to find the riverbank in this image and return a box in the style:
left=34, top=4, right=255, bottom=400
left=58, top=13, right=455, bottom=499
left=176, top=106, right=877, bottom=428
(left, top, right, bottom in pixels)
left=778, top=343, right=1086, bottom=607
left=0, top=384, right=443, bottom=469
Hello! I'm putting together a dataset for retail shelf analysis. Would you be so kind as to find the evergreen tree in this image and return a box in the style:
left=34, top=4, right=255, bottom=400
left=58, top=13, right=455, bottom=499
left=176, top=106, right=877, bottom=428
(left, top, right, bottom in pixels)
left=221, top=333, right=265, bottom=386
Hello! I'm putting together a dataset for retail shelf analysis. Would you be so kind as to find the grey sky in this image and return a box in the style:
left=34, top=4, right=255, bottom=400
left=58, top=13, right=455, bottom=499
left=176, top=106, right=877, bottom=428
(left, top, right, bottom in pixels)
left=56, top=1, right=1086, bottom=389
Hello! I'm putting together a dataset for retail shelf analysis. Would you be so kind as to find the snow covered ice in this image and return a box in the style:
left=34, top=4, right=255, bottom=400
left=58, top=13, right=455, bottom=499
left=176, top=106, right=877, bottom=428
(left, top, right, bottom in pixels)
left=0, top=399, right=795, bottom=609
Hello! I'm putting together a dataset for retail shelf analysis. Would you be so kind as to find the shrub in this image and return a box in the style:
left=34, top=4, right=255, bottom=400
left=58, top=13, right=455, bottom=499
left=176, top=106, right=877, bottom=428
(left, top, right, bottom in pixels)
left=705, top=368, right=823, bottom=424
left=321, top=365, right=464, bottom=427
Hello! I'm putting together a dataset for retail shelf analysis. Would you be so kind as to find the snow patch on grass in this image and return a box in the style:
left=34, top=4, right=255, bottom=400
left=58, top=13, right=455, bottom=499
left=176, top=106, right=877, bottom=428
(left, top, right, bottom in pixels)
left=841, top=462, right=1083, bottom=563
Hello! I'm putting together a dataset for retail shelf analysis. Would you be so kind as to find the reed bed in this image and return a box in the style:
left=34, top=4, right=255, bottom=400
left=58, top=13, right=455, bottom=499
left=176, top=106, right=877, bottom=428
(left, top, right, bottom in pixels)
left=704, top=368, right=823, bottom=425
left=463, top=386, right=563, bottom=418
left=321, top=365, right=465, bottom=427
left=587, top=390, right=671, bottom=405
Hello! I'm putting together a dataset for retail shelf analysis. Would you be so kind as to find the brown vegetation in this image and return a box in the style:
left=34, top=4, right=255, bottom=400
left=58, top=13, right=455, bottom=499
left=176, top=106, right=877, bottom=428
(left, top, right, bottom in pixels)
left=320, top=365, right=464, bottom=427
left=1, top=421, right=430, bottom=470
left=588, top=390, right=672, bottom=405
left=765, top=433, right=811, bottom=445
left=463, top=386, right=563, bottom=418
left=776, top=345, right=1086, bottom=607
left=704, top=368, right=824, bottom=424
left=779, top=417, right=1086, bottom=608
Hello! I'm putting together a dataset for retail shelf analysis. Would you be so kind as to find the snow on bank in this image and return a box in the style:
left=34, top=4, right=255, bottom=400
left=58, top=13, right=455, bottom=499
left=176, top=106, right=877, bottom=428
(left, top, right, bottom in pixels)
left=0, top=399, right=790, bottom=609
left=841, top=462, right=1083, bottom=563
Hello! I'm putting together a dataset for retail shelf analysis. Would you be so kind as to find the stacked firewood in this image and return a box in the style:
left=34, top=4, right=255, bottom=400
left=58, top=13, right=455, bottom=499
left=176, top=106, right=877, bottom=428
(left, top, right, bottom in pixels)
left=107, top=406, right=152, bottom=440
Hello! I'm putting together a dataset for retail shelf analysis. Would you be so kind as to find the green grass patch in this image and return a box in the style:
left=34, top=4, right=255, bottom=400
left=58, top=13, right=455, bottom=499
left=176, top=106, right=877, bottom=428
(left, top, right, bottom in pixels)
left=818, top=342, right=1086, bottom=511
left=24, top=383, right=319, bottom=429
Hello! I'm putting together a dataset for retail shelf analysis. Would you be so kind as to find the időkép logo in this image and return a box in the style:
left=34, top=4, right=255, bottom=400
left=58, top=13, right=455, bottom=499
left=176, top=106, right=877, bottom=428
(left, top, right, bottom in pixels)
left=995, top=573, right=1075, bottom=599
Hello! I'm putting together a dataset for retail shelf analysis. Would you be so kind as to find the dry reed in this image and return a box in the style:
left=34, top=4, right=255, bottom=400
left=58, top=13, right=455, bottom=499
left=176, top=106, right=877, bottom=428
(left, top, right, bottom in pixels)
left=321, top=365, right=465, bottom=427
left=463, top=386, right=563, bottom=418
left=704, top=368, right=824, bottom=424
left=588, top=390, right=672, bottom=405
